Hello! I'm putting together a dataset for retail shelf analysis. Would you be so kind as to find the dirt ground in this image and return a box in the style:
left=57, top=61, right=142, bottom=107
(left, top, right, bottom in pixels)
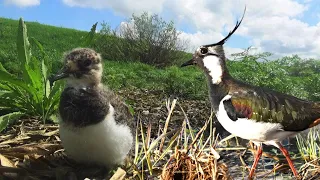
left=0, top=89, right=319, bottom=179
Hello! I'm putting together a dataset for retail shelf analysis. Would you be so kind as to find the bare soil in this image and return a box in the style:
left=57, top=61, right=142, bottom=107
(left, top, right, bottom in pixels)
left=0, top=89, right=319, bottom=179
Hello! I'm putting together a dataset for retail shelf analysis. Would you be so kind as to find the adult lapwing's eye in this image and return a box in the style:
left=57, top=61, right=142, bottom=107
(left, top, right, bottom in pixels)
left=200, top=48, right=208, bottom=54
left=83, top=59, right=92, bottom=67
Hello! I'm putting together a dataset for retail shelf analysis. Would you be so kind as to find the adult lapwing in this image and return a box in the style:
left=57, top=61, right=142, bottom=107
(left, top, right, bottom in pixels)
left=181, top=10, right=320, bottom=179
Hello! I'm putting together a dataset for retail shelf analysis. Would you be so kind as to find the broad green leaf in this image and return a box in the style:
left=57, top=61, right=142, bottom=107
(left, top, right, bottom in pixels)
left=0, top=82, right=10, bottom=91
left=0, top=62, right=9, bottom=74
left=0, top=112, right=24, bottom=132
left=0, top=69, right=37, bottom=98
left=17, top=18, right=33, bottom=84
left=17, top=18, right=31, bottom=65
left=0, top=90, right=11, bottom=97
left=30, top=37, right=51, bottom=71
left=81, top=22, right=98, bottom=47
left=42, top=58, right=48, bottom=79
left=42, top=60, right=49, bottom=98
left=44, top=79, right=50, bottom=98
left=30, top=37, right=44, bottom=52
left=0, top=86, right=30, bottom=111
left=0, top=17, right=63, bottom=123
left=45, top=81, right=63, bottom=110
left=28, top=56, right=43, bottom=91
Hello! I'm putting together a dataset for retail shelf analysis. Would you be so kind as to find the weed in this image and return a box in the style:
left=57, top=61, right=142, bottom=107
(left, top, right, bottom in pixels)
left=296, top=128, right=320, bottom=161
left=0, top=18, right=63, bottom=131
left=129, top=98, right=230, bottom=179
left=0, top=18, right=97, bottom=132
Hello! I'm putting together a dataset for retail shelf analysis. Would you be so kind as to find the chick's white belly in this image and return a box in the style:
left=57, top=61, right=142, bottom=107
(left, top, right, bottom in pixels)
left=59, top=112, right=133, bottom=167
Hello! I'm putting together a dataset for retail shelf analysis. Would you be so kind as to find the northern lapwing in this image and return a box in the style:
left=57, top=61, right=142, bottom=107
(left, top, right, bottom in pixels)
left=181, top=10, right=320, bottom=179
left=50, top=48, right=134, bottom=168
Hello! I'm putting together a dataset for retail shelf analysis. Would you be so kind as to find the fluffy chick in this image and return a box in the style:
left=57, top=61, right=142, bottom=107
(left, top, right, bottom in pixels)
left=50, top=48, right=134, bottom=168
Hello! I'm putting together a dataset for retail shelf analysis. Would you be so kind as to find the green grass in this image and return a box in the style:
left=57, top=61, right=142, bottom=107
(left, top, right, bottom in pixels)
left=1, top=15, right=320, bottom=179
left=0, top=18, right=97, bottom=131
left=296, top=128, right=320, bottom=161
left=228, top=55, right=320, bottom=101
left=0, top=18, right=64, bottom=131
left=102, top=61, right=207, bottom=98
left=0, top=17, right=87, bottom=73
left=1, top=17, right=319, bottom=102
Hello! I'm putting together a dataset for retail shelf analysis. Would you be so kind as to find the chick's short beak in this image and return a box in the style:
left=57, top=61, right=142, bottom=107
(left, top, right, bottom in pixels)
left=49, top=67, right=69, bottom=85
left=181, top=58, right=196, bottom=67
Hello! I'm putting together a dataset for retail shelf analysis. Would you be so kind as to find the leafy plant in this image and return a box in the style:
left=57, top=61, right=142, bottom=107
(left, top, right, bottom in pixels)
left=0, top=18, right=98, bottom=132
left=0, top=17, right=89, bottom=73
left=94, top=12, right=188, bottom=67
left=81, top=22, right=98, bottom=47
left=0, top=18, right=63, bottom=131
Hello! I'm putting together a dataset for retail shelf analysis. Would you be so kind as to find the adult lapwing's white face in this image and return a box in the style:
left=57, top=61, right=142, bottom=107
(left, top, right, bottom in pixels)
left=50, top=48, right=103, bottom=88
left=181, top=7, right=246, bottom=84
left=181, top=45, right=226, bottom=84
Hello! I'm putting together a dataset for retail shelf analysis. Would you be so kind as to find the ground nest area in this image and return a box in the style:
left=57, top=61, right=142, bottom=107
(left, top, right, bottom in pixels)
left=0, top=89, right=320, bottom=180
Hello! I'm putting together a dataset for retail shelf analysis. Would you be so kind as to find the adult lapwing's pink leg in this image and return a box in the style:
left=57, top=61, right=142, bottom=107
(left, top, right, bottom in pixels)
left=249, top=145, right=262, bottom=178
left=276, top=142, right=299, bottom=178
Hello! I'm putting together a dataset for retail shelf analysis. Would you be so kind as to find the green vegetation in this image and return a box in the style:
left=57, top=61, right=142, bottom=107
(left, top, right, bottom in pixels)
left=0, top=14, right=320, bottom=179
left=228, top=53, right=320, bottom=101
left=0, top=17, right=87, bottom=73
left=0, top=17, right=319, bottom=122
left=1, top=17, right=319, bottom=101
left=95, top=12, right=188, bottom=67
left=102, top=61, right=205, bottom=98
left=296, top=128, right=320, bottom=161
left=0, top=18, right=63, bottom=131
left=0, top=18, right=97, bottom=132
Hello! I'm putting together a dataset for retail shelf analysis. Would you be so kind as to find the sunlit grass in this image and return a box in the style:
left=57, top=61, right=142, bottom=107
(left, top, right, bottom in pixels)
left=296, top=128, right=320, bottom=162
left=126, top=99, right=230, bottom=179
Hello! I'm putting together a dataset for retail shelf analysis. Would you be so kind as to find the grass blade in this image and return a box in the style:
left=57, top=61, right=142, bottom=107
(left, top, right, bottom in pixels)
left=0, top=112, right=24, bottom=132
left=0, top=62, right=9, bottom=73
left=81, top=22, right=98, bottom=47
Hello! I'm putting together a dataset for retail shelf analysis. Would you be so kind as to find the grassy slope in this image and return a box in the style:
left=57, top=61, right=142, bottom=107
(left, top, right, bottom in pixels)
left=0, top=17, right=208, bottom=99
left=1, top=17, right=319, bottom=180
left=0, top=17, right=86, bottom=72
left=1, top=17, right=319, bottom=101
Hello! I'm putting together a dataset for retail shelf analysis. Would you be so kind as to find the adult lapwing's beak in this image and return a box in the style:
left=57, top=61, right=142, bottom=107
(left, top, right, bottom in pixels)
left=181, top=58, right=196, bottom=67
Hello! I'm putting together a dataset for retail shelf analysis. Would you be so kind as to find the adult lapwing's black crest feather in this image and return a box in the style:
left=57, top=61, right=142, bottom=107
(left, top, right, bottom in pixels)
left=203, top=6, right=246, bottom=47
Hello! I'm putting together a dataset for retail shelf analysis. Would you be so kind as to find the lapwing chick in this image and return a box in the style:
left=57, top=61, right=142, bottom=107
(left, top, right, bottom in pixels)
left=181, top=9, right=320, bottom=179
left=50, top=48, right=134, bottom=168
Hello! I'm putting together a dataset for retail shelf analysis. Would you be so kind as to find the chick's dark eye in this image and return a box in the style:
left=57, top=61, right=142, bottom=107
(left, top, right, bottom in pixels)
left=200, top=48, right=208, bottom=54
left=83, top=59, right=91, bottom=67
